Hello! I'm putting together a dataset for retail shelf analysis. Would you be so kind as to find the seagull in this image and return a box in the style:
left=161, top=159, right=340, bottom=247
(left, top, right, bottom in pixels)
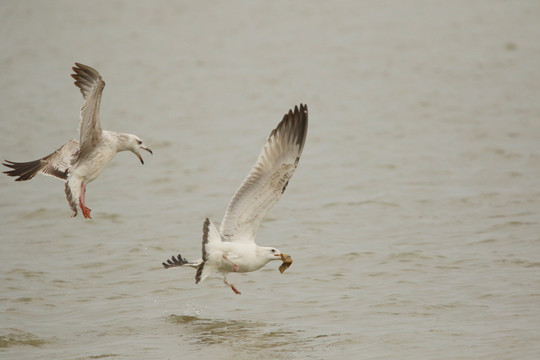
left=2, top=63, right=152, bottom=218
left=162, top=104, right=308, bottom=294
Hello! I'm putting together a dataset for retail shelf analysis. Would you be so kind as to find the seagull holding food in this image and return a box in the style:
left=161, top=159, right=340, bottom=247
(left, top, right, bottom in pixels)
left=2, top=63, right=152, bottom=218
left=163, top=104, right=308, bottom=294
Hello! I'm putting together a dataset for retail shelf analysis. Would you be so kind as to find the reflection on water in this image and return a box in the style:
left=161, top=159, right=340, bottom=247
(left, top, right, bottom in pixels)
left=168, top=314, right=312, bottom=356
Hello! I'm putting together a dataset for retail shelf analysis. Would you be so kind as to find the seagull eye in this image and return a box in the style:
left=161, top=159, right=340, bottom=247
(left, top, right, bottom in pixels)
left=271, top=249, right=276, bottom=253
left=136, top=140, right=142, bottom=145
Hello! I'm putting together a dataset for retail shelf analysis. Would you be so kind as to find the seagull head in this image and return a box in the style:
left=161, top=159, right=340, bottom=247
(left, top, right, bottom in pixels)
left=261, top=247, right=283, bottom=261
left=127, top=135, right=153, bottom=164
left=260, top=247, right=293, bottom=273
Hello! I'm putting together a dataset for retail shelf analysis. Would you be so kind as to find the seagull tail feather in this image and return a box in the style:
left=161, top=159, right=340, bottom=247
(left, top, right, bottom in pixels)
left=162, top=254, right=201, bottom=269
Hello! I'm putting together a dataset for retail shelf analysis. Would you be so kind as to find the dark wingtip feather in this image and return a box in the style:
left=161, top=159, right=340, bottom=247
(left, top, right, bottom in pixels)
left=279, top=103, right=308, bottom=152
left=297, top=103, right=308, bottom=151
left=2, top=159, right=43, bottom=181
left=64, top=181, right=78, bottom=217
left=71, top=63, right=104, bottom=97
left=194, top=219, right=212, bottom=283
left=195, top=262, right=205, bottom=284
left=200, top=218, right=211, bottom=261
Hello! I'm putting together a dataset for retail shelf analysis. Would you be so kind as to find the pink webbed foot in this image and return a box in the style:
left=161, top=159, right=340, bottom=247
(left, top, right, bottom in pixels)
left=224, top=276, right=241, bottom=295
left=79, top=198, right=92, bottom=219
left=79, top=182, right=92, bottom=219
left=230, top=284, right=241, bottom=295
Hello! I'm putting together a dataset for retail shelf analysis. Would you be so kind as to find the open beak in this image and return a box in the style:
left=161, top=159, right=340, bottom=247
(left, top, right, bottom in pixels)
left=137, top=147, right=153, bottom=165
left=143, top=147, right=153, bottom=155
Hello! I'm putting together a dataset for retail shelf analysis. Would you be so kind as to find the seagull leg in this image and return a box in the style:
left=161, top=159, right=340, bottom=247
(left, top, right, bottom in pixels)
left=79, top=182, right=92, bottom=219
left=222, top=255, right=238, bottom=272
left=223, top=275, right=241, bottom=295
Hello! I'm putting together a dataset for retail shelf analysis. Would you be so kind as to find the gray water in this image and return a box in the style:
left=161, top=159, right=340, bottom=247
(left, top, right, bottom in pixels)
left=1, top=1, right=540, bottom=359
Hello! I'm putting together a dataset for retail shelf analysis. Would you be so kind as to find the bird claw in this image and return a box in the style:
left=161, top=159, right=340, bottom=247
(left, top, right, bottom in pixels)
left=231, top=285, right=241, bottom=295
left=79, top=200, right=92, bottom=219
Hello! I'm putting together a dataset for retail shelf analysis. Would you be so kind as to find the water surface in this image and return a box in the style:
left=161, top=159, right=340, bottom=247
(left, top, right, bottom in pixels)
left=1, top=1, right=540, bottom=359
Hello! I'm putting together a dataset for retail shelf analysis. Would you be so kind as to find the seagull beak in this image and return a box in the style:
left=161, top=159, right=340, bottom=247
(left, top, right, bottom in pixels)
left=136, top=147, right=152, bottom=165
left=142, top=146, right=153, bottom=155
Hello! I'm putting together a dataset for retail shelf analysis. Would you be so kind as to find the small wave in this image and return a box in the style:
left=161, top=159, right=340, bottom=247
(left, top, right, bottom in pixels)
left=479, top=220, right=538, bottom=234
left=0, top=329, right=51, bottom=348
left=7, top=268, right=46, bottom=279
left=323, top=200, right=399, bottom=208
left=384, top=251, right=433, bottom=263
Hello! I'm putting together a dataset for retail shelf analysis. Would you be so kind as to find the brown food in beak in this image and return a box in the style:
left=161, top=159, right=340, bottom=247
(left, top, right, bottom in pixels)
left=279, top=253, right=293, bottom=273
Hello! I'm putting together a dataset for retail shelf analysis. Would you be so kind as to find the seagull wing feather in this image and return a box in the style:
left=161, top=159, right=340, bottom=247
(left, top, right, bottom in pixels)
left=219, top=104, right=308, bottom=243
left=71, top=63, right=105, bottom=157
left=3, top=139, right=79, bottom=181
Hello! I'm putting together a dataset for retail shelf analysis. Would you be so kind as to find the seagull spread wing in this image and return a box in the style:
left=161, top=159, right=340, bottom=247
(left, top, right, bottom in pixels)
left=219, top=104, right=308, bottom=243
left=71, top=63, right=105, bottom=157
left=3, top=139, right=79, bottom=181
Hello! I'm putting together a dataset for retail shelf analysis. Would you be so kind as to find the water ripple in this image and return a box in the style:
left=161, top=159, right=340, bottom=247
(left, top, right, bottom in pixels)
left=0, top=329, right=52, bottom=348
